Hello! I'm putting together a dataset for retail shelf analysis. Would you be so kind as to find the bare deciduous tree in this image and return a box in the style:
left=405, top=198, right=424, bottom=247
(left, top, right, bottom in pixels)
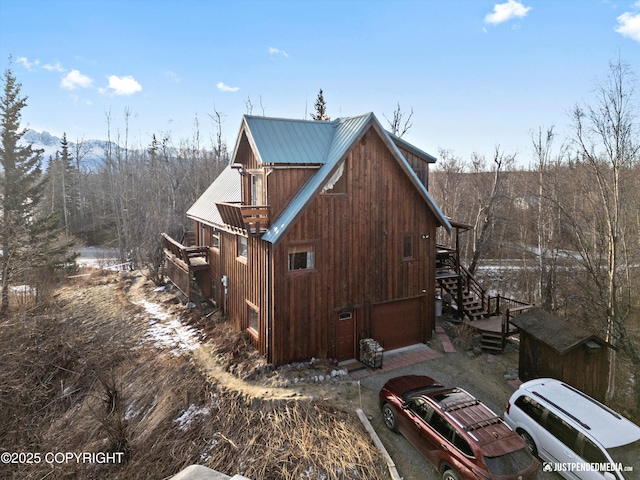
left=568, top=58, right=640, bottom=403
left=384, top=102, right=413, bottom=138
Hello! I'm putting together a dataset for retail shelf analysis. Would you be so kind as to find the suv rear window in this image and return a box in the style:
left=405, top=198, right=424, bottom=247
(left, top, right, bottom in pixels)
left=484, top=448, right=536, bottom=475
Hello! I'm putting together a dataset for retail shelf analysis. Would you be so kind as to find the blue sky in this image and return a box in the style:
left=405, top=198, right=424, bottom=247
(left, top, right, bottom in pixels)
left=1, top=0, right=639, bottom=167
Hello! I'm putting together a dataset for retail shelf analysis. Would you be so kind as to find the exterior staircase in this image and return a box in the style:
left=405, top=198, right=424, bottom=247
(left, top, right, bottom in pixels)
left=438, top=275, right=489, bottom=322
left=436, top=246, right=532, bottom=353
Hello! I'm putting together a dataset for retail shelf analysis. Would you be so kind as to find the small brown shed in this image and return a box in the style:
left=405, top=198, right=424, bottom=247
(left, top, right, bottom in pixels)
left=510, top=308, right=615, bottom=402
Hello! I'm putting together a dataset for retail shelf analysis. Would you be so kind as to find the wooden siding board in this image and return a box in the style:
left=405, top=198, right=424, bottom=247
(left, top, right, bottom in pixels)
left=267, top=168, right=315, bottom=221
left=270, top=128, right=439, bottom=363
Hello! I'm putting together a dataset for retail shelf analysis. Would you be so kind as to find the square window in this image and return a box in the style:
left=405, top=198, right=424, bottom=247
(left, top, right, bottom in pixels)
left=288, top=245, right=315, bottom=270
left=238, top=236, right=247, bottom=258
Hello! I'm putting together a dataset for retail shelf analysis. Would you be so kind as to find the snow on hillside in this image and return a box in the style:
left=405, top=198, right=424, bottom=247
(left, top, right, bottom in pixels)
left=20, top=129, right=111, bottom=171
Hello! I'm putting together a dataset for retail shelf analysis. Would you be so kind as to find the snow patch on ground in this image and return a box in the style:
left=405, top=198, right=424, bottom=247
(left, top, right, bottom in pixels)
left=174, top=404, right=211, bottom=430
left=134, top=300, right=202, bottom=355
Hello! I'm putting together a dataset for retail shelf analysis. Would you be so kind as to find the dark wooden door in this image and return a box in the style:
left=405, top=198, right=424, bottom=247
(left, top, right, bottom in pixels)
left=336, top=312, right=355, bottom=361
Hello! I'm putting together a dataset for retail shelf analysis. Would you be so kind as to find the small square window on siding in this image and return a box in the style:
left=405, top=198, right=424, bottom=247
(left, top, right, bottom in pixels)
left=288, top=245, right=315, bottom=271
left=238, top=236, right=248, bottom=258
left=403, top=234, right=414, bottom=260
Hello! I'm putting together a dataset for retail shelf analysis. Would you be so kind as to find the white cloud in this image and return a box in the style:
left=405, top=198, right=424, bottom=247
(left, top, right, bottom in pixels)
left=615, top=12, right=640, bottom=42
left=269, top=46, right=289, bottom=57
left=43, top=61, right=66, bottom=72
left=61, top=69, right=93, bottom=90
left=216, top=81, right=239, bottom=92
left=16, top=57, right=40, bottom=70
left=485, top=0, right=532, bottom=25
left=107, top=75, right=142, bottom=95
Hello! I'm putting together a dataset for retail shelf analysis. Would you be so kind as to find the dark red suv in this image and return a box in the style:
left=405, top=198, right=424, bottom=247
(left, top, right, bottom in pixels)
left=379, top=375, right=540, bottom=480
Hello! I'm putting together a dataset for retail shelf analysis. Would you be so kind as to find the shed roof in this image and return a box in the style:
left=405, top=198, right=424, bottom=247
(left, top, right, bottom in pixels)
left=510, top=308, right=615, bottom=354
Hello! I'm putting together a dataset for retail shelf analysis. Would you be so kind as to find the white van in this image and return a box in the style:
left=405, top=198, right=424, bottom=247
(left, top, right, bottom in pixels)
left=503, top=378, right=639, bottom=480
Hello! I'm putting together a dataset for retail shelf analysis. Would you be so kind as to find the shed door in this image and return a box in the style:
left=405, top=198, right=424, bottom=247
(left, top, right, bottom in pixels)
left=336, top=312, right=355, bottom=362
left=372, top=298, right=422, bottom=351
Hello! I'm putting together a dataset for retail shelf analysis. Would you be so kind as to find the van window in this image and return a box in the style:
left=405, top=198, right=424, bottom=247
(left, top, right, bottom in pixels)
left=515, top=395, right=545, bottom=423
left=546, top=411, right=578, bottom=449
left=580, top=436, right=608, bottom=464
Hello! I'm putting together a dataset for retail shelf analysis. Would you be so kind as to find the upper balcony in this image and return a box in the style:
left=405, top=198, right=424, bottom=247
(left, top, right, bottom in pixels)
left=215, top=202, right=270, bottom=235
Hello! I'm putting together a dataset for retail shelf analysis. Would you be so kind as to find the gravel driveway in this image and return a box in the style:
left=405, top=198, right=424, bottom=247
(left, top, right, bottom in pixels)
left=356, top=343, right=560, bottom=480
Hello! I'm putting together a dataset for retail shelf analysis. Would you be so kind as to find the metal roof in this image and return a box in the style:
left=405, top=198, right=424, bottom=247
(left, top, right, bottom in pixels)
left=242, top=115, right=336, bottom=165
left=186, top=164, right=241, bottom=226
left=261, top=113, right=376, bottom=243
left=188, top=113, right=452, bottom=241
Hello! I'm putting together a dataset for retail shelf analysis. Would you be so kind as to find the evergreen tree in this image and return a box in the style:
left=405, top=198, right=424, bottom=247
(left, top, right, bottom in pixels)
left=310, top=89, right=330, bottom=121
left=0, top=64, right=75, bottom=313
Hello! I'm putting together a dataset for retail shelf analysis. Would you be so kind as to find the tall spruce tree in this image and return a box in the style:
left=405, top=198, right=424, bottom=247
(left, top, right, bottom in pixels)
left=310, top=89, right=330, bottom=121
left=0, top=65, right=74, bottom=312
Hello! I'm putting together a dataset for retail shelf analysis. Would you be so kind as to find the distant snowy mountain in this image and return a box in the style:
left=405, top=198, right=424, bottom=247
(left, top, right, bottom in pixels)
left=21, top=130, right=111, bottom=171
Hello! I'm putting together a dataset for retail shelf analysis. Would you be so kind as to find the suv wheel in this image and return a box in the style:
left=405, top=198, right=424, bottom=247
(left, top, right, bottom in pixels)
left=442, top=468, right=461, bottom=480
left=518, top=429, right=538, bottom=457
left=382, top=403, right=397, bottom=432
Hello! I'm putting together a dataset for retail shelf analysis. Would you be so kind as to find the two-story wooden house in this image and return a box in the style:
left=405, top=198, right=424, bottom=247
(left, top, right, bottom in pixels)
left=163, top=112, right=451, bottom=365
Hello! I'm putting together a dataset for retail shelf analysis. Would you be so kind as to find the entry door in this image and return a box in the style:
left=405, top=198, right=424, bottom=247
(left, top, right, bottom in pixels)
left=336, top=312, right=355, bottom=361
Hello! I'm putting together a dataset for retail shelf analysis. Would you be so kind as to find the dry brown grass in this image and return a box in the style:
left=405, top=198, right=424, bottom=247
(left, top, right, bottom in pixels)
left=0, top=274, right=386, bottom=479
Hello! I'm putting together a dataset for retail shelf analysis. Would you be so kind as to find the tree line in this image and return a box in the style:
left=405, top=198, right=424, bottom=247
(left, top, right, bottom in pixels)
left=430, top=58, right=640, bottom=418
left=2, top=59, right=638, bottom=417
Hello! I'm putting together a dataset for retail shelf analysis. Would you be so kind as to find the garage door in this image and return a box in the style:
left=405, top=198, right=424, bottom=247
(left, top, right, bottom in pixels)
left=371, top=297, right=423, bottom=351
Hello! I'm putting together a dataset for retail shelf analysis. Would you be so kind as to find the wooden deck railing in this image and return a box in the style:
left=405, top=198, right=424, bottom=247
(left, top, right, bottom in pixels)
left=215, top=202, right=270, bottom=234
left=161, top=233, right=209, bottom=268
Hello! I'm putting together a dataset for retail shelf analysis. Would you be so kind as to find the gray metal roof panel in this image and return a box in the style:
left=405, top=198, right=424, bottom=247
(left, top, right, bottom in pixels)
left=244, top=115, right=335, bottom=165
left=388, top=131, right=438, bottom=163
left=186, top=164, right=241, bottom=226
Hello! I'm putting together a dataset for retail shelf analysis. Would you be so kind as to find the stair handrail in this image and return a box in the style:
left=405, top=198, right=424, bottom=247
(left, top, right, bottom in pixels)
left=503, top=304, right=534, bottom=338
left=458, top=264, right=487, bottom=312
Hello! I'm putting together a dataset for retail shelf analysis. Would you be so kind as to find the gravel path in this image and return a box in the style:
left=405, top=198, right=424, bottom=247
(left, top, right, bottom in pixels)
left=354, top=330, right=559, bottom=480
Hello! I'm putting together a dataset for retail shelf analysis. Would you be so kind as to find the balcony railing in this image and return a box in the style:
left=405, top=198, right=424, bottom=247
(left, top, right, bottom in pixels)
left=215, top=202, right=270, bottom=234
left=161, top=233, right=209, bottom=270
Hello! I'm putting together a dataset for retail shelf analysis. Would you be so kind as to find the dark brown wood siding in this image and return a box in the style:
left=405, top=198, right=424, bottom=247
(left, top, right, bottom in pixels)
left=267, top=168, right=315, bottom=221
left=397, top=146, right=430, bottom=188
left=269, top=127, right=439, bottom=364
left=217, top=231, right=270, bottom=356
